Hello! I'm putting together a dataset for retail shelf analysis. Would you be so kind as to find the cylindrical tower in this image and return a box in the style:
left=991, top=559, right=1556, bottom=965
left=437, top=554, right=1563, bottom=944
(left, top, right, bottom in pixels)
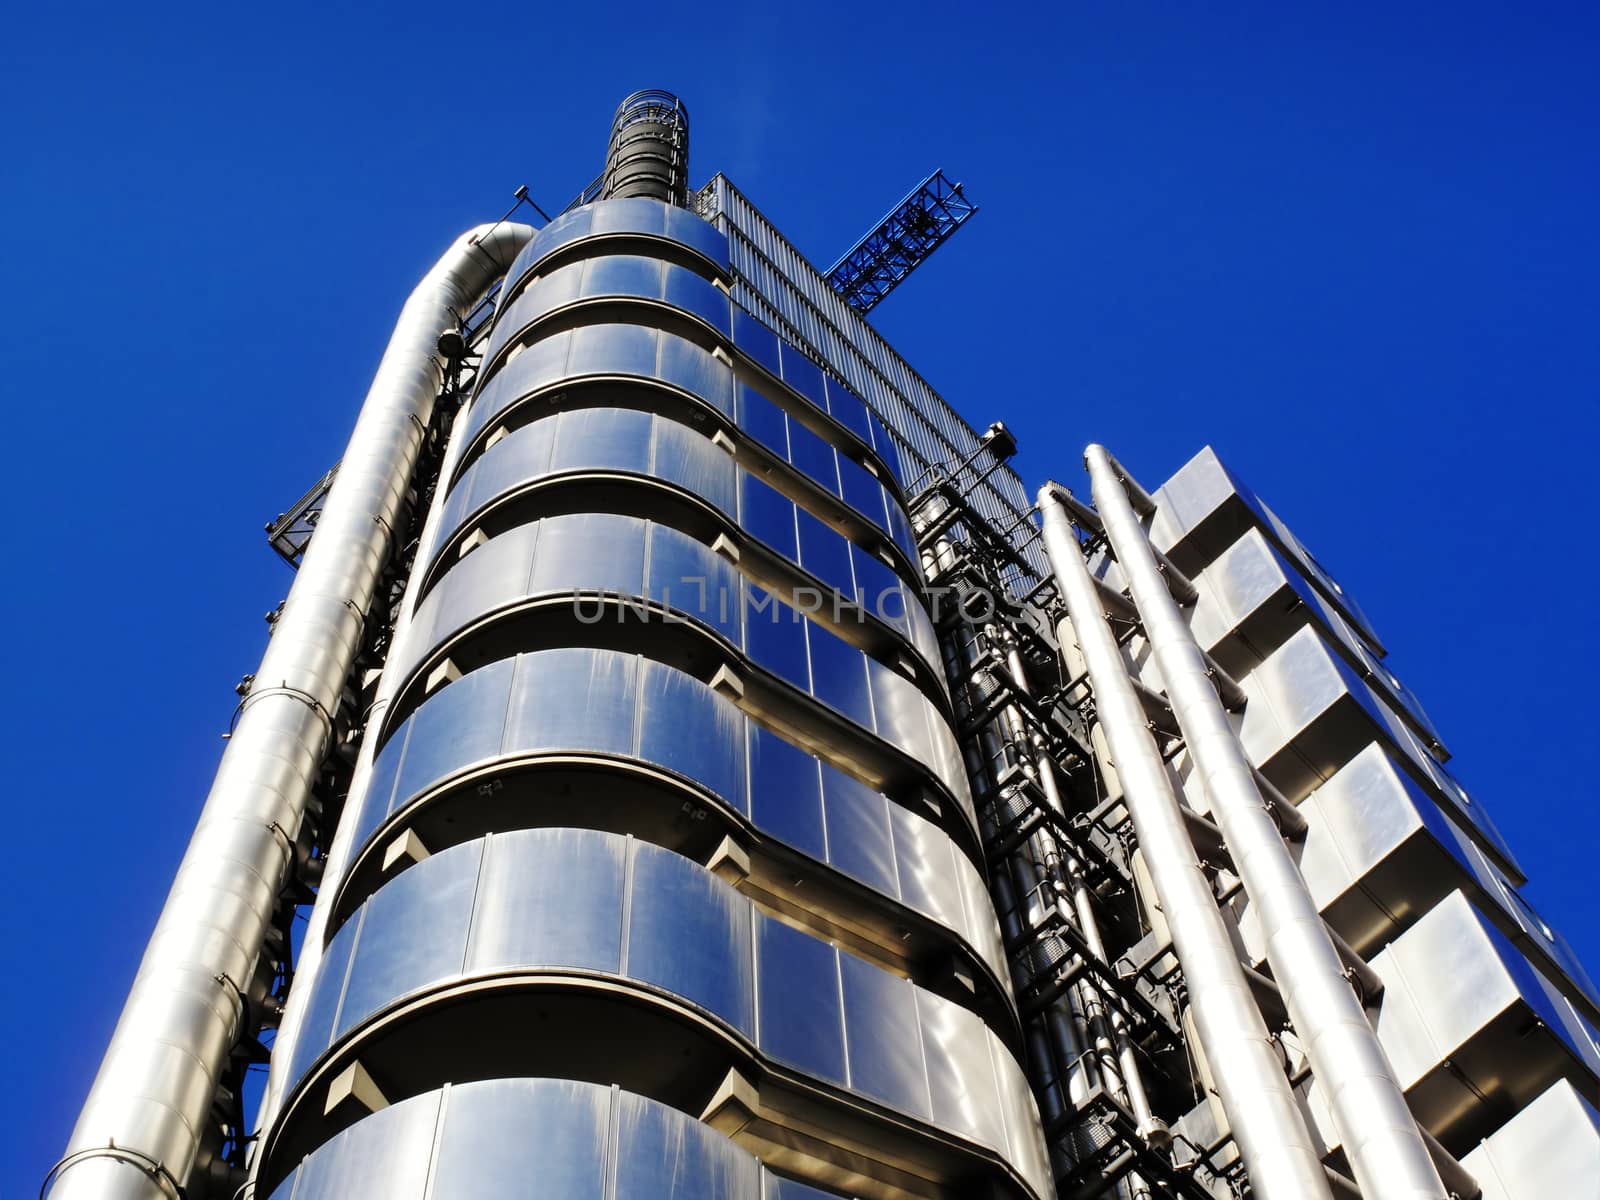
left=600, top=88, right=690, bottom=205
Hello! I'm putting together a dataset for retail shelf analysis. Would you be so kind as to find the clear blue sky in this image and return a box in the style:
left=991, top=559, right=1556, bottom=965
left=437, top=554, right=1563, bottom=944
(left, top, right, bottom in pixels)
left=4, top=2, right=1596, bottom=1190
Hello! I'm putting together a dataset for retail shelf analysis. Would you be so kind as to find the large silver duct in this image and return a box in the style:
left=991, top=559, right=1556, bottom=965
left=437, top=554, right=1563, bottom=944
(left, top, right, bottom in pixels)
left=247, top=297, right=505, bottom=1154
left=1037, top=485, right=1336, bottom=1200
left=1084, top=445, right=1449, bottom=1200
left=47, top=222, right=534, bottom=1200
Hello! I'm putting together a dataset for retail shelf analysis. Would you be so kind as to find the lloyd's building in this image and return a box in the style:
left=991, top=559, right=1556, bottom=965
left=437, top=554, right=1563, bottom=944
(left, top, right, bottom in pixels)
left=46, top=92, right=1599, bottom=1200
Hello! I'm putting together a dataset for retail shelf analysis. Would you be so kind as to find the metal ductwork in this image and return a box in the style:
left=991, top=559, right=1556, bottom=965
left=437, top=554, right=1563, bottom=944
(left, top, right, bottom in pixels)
left=600, top=88, right=690, bottom=205
left=1084, top=445, right=1450, bottom=1200
left=1037, top=484, right=1337, bottom=1200
left=46, top=221, right=534, bottom=1200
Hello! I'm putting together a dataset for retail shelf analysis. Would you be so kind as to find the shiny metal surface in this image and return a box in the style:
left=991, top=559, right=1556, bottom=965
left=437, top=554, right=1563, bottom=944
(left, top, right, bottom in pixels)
left=1239, top=624, right=1520, bottom=877
left=460, top=321, right=905, bottom=551
left=1278, top=744, right=1600, bottom=1021
left=1361, top=890, right=1600, bottom=1147
left=49, top=222, right=535, bottom=1200
left=337, top=646, right=1005, bottom=983
left=1090, top=444, right=1448, bottom=1200
left=1458, top=1081, right=1600, bottom=1200
left=267, top=1077, right=826, bottom=1200
left=376, top=516, right=969, bottom=811
left=1190, top=526, right=1446, bottom=756
left=501, top=196, right=732, bottom=300
left=1146, top=444, right=1385, bottom=654
left=425, top=406, right=936, bottom=668
left=1039, top=484, right=1335, bottom=1200
left=272, top=829, right=1050, bottom=1196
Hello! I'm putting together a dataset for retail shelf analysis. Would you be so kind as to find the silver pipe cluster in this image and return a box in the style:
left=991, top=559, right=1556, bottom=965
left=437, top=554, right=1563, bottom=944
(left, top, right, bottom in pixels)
left=48, top=223, right=533, bottom=1200
left=1037, top=484, right=1336, bottom=1200
left=1084, top=445, right=1447, bottom=1200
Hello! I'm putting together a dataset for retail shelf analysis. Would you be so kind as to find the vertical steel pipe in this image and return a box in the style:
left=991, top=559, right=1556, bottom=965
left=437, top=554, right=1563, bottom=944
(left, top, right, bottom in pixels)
left=1038, top=485, right=1334, bottom=1200
left=1085, top=445, right=1447, bottom=1200
left=48, top=223, right=533, bottom=1200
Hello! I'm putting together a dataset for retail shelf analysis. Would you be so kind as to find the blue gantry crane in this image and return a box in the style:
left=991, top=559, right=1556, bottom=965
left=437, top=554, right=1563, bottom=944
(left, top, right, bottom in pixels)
left=825, top=169, right=978, bottom=315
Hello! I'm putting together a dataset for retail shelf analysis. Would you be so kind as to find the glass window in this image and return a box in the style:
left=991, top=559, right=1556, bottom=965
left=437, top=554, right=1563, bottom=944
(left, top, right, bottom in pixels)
left=866, top=660, right=933, bottom=766
left=796, top=509, right=855, bottom=599
left=755, top=917, right=846, bottom=1081
left=626, top=844, right=754, bottom=1034
left=838, top=459, right=889, bottom=530
left=838, top=952, right=932, bottom=1119
left=466, top=829, right=625, bottom=975
left=582, top=254, right=663, bottom=300
left=743, top=588, right=810, bottom=693
left=823, top=377, right=874, bottom=444
left=291, top=1089, right=441, bottom=1200
left=785, top=421, right=841, bottom=496
left=392, top=659, right=514, bottom=810
left=336, top=840, right=482, bottom=1038
left=613, top=1086, right=758, bottom=1200
left=917, top=988, right=1007, bottom=1150
left=888, top=805, right=963, bottom=933
left=821, top=766, right=897, bottom=898
left=664, top=268, right=732, bottom=337
left=590, top=196, right=666, bottom=237
left=807, top=623, right=873, bottom=731
left=285, top=911, right=357, bottom=1087
left=566, top=322, right=659, bottom=379
left=747, top=723, right=824, bottom=857
left=637, top=659, right=745, bottom=804
left=354, top=718, right=408, bottom=850
left=658, top=332, right=733, bottom=416
left=738, top=474, right=798, bottom=561
left=735, top=383, right=789, bottom=460
left=550, top=406, right=652, bottom=476
left=529, top=512, right=646, bottom=599
left=733, top=307, right=781, bottom=379
left=665, top=206, right=731, bottom=273
left=429, top=1079, right=608, bottom=1200
left=465, top=330, right=572, bottom=446
left=849, top=547, right=906, bottom=638
left=652, top=417, right=736, bottom=516
left=779, top=344, right=827, bottom=411
left=503, top=648, right=637, bottom=757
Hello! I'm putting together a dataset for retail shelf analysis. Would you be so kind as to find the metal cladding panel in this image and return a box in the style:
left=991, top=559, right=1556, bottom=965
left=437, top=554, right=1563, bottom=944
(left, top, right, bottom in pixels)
left=341, top=648, right=1005, bottom=985
left=277, top=830, right=1048, bottom=1195
left=1149, top=444, right=1384, bottom=653
left=267, top=1078, right=792, bottom=1200
left=1361, top=890, right=1600, bottom=1144
left=1280, top=743, right=1599, bottom=1017
left=699, top=175, right=1046, bottom=581
left=1237, top=624, right=1520, bottom=875
left=1190, top=526, right=1444, bottom=752
left=1459, top=1080, right=1600, bottom=1200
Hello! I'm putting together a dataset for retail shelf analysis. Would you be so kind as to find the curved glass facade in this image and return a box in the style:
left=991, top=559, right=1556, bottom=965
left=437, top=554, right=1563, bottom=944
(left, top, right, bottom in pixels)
left=276, top=831, right=1049, bottom=1198
left=267, top=1077, right=848, bottom=1200
left=339, top=649, right=1005, bottom=983
left=423, top=406, right=939, bottom=673
left=258, top=195, right=1044, bottom=1200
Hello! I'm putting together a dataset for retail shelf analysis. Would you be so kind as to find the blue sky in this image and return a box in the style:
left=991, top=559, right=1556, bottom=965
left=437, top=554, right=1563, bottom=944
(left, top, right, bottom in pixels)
left=4, top=1, right=1597, bottom=1189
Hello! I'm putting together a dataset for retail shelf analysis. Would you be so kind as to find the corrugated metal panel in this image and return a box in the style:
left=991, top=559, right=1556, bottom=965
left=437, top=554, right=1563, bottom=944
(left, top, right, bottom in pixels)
left=699, top=176, right=1045, bottom=579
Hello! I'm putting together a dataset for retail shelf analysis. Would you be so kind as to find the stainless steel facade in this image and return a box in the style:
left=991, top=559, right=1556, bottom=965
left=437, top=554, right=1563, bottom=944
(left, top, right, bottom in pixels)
left=48, top=94, right=1598, bottom=1200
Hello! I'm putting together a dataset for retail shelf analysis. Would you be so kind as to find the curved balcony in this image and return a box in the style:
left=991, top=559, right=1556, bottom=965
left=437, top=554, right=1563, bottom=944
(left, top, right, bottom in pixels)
left=267, top=1077, right=852, bottom=1200
left=376, top=524, right=972, bottom=835
left=461, top=321, right=913, bottom=554
left=335, top=648, right=1006, bottom=1002
left=266, top=831, right=1051, bottom=1200
left=423, top=406, right=938, bottom=677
